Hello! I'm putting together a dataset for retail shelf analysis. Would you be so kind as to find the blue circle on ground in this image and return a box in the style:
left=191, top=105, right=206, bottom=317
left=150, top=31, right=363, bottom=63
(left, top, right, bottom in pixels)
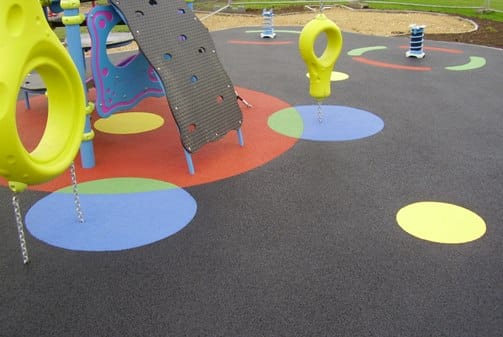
left=269, top=105, right=384, bottom=141
left=298, top=105, right=384, bottom=141
left=25, top=178, right=197, bottom=251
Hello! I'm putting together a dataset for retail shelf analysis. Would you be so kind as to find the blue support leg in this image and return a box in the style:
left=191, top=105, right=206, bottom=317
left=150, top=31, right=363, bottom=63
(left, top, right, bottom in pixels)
left=237, top=128, right=244, bottom=146
left=23, top=91, right=30, bottom=110
left=183, top=149, right=195, bottom=175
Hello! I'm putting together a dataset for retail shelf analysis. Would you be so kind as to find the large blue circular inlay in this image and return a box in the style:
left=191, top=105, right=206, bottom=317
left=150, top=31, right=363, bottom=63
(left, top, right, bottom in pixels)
left=297, top=105, right=384, bottom=141
left=269, top=105, right=384, bottom=141
left=25, top=178, right=197, bottom=251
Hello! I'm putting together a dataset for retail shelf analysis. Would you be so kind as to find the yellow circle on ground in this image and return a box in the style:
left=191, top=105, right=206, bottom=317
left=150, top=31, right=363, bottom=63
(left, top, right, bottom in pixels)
left=306, top=71, right=349, bottom=82
left=396, top=201, right=486, bottom=244
left=94, top=112, right=165, bottom=135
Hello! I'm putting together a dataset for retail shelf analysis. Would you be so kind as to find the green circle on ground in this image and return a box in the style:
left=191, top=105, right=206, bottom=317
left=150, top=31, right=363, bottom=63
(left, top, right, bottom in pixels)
left=58, top=177, right=178, bottom=194
left=267, top=107, right=303, bottom=138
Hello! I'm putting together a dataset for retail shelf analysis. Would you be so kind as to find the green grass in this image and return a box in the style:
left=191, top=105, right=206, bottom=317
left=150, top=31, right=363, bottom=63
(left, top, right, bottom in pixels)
left=227, top=0, right=503, bottom=21
left=364, top=0, right=503, bottom=22
left=364, top=0, right=503, bottom=11
left=51, top=0, right=503, bottom=41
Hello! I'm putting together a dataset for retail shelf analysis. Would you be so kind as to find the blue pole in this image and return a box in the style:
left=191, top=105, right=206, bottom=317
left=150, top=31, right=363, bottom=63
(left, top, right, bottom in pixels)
left=61, top=0, right=96, bottom=168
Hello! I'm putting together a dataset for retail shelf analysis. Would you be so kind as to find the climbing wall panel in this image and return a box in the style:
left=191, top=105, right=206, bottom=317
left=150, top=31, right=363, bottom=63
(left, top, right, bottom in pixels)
left=111, top=0, right=243, bottom=153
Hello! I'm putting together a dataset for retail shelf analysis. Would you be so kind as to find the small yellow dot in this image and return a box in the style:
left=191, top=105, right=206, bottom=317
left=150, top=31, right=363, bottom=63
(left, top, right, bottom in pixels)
left=306, top=71, right=349, bottom=82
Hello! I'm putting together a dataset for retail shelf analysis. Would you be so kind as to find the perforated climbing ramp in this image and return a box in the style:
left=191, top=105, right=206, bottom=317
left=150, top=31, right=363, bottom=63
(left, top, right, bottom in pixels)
left=111, top=0, right=243, bottom=153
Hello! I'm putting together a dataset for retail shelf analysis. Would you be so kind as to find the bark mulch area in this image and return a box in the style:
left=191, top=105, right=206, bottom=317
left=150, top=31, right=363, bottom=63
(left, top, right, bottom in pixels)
left=216, top=6, right=502, bottom=49
left=427, top=17, right=503, bottom=49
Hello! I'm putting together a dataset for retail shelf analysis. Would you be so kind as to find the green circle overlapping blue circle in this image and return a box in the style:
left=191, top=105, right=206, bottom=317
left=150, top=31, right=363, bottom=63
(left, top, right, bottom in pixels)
left=25, top=178, right=197, bottom=251
left=268, top=105, right=384, bottom=141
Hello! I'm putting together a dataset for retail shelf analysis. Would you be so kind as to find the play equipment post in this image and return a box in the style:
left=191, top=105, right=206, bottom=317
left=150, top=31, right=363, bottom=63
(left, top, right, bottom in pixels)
left=61, top=0, right=96, bottom=168
left=299, top=10, right=342, bottom=122
left=406, top=24, right=426, bottom=58
left=185, top=0, right=194, bottom=10
left=260, top=9, right=276, bottom=38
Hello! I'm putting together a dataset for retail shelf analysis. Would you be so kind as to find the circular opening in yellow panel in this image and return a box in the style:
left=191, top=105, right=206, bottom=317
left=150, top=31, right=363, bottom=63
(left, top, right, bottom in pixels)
left=94, top=112, right=164, bottom=135
left=396, top=201, right=486, bottom=244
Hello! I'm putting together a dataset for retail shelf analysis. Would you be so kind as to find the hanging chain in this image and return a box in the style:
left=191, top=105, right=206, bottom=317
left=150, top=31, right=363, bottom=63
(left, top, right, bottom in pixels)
left=69, top=162, right=85, bottom=223
left=316, top=100, right=324, bottom=123
left=12, top=193, right=30, bottom=264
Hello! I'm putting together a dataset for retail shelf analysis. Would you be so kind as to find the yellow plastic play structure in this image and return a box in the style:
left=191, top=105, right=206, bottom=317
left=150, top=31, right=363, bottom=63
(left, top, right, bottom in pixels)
left=0, top=0, right=86, bottom=192
left=298, top=12, right=343, bottom=100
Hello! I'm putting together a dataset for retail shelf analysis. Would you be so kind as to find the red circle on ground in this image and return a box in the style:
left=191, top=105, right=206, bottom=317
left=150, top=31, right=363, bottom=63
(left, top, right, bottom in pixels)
left=5, top=87, right=296, bottom=192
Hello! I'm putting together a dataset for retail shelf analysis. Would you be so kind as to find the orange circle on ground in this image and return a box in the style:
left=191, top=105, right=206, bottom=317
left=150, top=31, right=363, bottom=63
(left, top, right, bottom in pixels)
left=6, top=87, right=297, bottom=191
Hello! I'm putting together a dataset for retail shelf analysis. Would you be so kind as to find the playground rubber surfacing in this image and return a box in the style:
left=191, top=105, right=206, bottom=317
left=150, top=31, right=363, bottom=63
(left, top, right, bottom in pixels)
left=1, top=28, right=502, bottom=336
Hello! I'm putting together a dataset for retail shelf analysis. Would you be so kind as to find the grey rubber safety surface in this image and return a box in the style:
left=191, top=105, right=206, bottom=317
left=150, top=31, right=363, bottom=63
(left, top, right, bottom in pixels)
left=111, top=0, right=243, bottom=153
left=3, top=23, right=503, bottom=337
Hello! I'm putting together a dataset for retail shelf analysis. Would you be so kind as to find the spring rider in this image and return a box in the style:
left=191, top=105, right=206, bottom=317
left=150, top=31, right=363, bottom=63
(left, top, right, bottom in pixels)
left=405, top=24, right=426, bottom=58
left=298, top=6, right=342, bottom=122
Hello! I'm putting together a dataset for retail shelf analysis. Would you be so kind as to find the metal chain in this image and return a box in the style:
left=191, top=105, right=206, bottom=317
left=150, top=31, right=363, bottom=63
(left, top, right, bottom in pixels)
left=12, top=193, right=30, bottom=264
left=69, top=162, right=85, bottom=223
left=317, top=101, right=324, bottom=123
